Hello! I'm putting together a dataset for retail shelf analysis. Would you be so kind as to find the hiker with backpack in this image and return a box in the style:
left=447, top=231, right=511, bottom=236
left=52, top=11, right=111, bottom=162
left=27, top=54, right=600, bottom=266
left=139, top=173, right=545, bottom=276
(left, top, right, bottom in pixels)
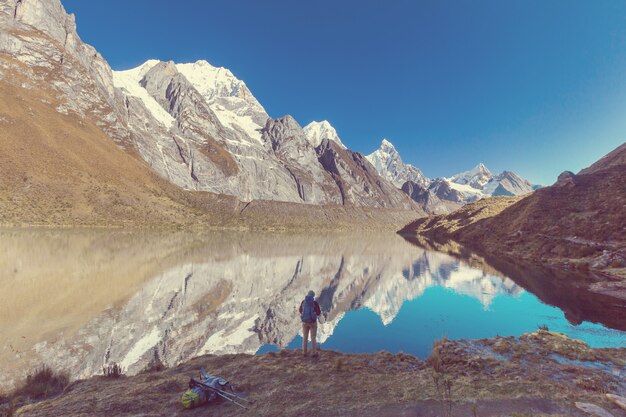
left=299, top=290, right=321, bottom=357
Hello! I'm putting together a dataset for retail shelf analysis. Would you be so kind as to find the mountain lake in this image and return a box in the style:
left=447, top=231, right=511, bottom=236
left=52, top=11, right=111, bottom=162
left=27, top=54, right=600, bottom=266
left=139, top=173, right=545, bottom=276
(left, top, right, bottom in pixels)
left=1, top=228, right=624, bottom=390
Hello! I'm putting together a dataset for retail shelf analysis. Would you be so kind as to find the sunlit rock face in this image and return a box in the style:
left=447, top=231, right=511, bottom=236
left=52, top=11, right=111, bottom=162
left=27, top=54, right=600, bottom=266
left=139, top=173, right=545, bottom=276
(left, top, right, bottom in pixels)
left=1, top=0, right=128, bottom=143
left=0, top=0, right=414, bottom=208
left=366, top=139, right=430, bottom=189
left=0, top=230, right=524, bottom=389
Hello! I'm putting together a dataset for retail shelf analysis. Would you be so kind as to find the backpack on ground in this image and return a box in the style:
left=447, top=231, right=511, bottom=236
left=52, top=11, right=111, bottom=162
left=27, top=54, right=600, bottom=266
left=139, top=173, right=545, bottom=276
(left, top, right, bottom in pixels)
left=181, top=369, right=248, bottom=410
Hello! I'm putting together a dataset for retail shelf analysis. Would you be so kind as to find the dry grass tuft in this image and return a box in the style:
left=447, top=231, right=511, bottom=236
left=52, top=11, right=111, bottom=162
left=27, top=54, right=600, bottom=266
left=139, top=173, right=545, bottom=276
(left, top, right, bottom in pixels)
left=13, top=366, right=69, bottom=400
left=428, top=338, right=454, bottom=417
left=102, top=363, right=124, bottom=378
left=143, top=350, right=166, bottom=374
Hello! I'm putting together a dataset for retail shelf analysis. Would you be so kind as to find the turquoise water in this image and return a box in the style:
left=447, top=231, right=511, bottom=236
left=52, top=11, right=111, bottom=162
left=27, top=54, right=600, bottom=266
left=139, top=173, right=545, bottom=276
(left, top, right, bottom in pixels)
left=2, top=229, right=623, bottom=389
left=259, top=286, right=625, bottom=357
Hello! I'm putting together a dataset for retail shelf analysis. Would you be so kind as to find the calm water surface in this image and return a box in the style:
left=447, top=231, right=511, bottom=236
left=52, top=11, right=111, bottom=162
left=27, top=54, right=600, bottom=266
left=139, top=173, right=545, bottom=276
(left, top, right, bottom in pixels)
left=0, top=229, right=624, bottom=390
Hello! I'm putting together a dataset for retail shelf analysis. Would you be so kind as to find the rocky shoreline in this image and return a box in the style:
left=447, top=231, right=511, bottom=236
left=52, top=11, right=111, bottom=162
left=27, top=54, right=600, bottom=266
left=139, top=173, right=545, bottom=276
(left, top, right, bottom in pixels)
left=2, top=331, right=625, bottom=417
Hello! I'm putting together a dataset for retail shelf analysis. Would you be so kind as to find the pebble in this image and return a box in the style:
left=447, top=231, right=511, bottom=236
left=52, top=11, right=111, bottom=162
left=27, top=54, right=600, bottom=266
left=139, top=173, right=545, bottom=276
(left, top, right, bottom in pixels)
left=575, top=402, right=615, bottom=417
left=606, top=394, right=626, bottom=411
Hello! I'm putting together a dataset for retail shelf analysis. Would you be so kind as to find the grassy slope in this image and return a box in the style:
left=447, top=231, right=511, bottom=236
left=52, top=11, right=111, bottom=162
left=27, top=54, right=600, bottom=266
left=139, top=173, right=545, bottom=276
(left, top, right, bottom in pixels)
left=4, top=331, right=625, bottom=417
left=0, top=73, right=220, bottom=227
left=400, top=147, right=626, bottom=279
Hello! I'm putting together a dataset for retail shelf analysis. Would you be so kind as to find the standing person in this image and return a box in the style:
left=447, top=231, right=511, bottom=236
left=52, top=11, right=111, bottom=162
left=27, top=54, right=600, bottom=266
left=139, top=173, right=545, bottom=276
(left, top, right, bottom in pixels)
left=299, top=290, right=321, bottom=357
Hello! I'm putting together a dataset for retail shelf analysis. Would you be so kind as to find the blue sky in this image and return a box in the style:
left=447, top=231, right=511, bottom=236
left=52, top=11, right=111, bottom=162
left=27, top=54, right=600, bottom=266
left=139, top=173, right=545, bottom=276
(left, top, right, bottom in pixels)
left=63, top=0, right=626, bottom=185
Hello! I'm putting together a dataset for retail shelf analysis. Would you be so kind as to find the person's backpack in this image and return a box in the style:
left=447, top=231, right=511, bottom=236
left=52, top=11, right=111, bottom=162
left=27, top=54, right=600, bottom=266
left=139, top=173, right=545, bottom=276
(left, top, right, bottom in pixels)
left=301, top=295, right=317, bottom=323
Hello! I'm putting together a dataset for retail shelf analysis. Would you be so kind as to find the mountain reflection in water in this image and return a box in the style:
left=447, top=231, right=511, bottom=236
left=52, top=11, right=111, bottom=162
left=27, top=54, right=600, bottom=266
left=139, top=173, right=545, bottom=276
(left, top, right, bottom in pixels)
left=0, top=229, right=623, bottom=390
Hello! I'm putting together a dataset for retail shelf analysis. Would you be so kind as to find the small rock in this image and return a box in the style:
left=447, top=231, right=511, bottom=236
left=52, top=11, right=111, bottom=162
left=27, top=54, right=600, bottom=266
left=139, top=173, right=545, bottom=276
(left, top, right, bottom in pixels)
left=555, top=171, right=576, bottom=187
left=606, top=394, right=626, bottom=411
left=575, top=402, right=615, bottom=417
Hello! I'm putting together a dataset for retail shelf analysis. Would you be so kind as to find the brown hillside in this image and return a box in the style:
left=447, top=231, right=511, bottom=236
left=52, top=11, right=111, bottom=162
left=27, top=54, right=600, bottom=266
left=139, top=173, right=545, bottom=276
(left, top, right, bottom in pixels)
left=579, top=142, right=626, bottom=175
left=5, top=332, right=625, bottom=417
left=400, top=143, right=626, bottom=282
left=0, top=70, right=224, bottom=227
left=0, top=67, right=420, bottom=230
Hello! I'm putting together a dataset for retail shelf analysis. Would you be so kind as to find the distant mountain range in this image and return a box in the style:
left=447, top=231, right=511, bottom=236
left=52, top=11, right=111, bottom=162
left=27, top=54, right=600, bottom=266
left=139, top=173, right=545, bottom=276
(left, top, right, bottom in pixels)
left=365, top=139, right=538, bottom=212
left=0, top=0, right=537, bottom=226
left=113, top=56, right=537, bottom=214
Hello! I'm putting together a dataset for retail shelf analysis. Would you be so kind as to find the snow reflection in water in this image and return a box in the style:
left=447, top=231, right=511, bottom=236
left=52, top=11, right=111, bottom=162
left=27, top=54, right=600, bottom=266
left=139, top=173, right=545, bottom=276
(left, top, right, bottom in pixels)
left=0, top=229, right=623, bottom=391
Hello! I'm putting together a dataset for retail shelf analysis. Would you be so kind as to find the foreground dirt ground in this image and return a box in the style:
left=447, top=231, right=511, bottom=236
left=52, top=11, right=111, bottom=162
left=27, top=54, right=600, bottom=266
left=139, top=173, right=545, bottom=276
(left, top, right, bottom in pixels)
left=3, top=331, right=625, bottom=417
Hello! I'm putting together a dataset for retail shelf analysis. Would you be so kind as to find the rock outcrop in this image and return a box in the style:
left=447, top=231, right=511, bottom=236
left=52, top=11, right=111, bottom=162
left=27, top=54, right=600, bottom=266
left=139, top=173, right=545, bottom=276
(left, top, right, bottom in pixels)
left=401, top=181, right=448, bottom=214
left=261, top=115, right=342, bottom=204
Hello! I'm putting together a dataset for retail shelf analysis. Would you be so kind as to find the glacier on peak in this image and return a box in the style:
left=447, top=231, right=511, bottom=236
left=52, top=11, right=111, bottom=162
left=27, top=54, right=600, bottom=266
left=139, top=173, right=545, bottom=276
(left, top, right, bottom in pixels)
left=176, top=60, right=267, bottom=114
left=112, top=61, right=175, bottom=128
left=303, top=120, right=346, bottom=149
left=449, top=162, right=494, bottom=189
left=366, top=138, right=430, bottom=188
left=366, top=139, right=537, bottom=210
left=113, top=59, right=269, bottom=136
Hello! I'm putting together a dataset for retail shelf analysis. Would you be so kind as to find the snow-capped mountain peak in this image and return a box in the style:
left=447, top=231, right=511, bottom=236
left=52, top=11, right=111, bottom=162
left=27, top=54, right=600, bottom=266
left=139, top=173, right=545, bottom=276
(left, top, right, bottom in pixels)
left=463, top=162, right=492, bottom=178
left=440, top=163, right=536, bottom=203
left=377, top=138, right=399, bottom=157
left=174, top=60, right=270, bottom=139
left=380, top=138, right=395, bottom=149
left=113, top=59, right=271, bottom=143
left=177, top=60, right=254, bottom=103
left=449, top=163, right=494, bottom=189
left=303, top=120, right=346, bottom=149
left=112, top=60, right=175, bottom=128
left=366, top=139, right=429, bottom=188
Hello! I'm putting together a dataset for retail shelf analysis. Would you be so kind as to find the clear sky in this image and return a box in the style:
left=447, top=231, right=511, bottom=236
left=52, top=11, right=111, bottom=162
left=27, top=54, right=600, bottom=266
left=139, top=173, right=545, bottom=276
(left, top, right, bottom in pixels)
left=63, top=0, right=626, bottom=185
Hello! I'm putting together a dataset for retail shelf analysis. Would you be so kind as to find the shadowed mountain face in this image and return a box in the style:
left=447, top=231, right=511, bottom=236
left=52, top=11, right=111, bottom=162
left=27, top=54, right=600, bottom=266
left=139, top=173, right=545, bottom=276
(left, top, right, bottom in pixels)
left=2, top=229, right=624, bottom=391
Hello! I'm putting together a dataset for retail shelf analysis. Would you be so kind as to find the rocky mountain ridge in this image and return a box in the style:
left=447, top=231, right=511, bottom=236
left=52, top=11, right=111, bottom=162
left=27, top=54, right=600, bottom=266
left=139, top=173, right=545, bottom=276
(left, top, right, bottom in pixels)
left=0, top=0, right=540, bottom=221
left=365, top=139, right=538, bottom=212
left=0, top=0, right=425, bottom=227
left=109, top=57, right=425, bottom=209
